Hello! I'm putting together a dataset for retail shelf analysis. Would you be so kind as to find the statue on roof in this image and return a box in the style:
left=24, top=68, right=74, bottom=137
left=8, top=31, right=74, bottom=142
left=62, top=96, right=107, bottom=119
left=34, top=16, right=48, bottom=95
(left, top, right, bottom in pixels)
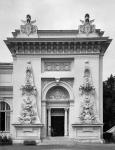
left=79, top=14, right=95, bottom=35
left=20, top=14, right=38, bottom=36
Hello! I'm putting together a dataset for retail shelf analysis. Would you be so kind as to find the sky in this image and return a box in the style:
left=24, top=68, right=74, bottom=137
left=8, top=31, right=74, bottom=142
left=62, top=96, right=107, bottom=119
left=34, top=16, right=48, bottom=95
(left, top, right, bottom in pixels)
left=0, top=0, right=115, bottom=80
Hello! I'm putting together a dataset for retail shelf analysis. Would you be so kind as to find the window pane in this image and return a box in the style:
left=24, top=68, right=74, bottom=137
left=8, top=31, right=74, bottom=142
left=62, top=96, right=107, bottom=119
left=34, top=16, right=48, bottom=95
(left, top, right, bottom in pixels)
left=6, top=103, right=10, bottom=110
left=6, top=112, right=10, bottom=131
left=1, top=102, right=5, bottom=110
left=0, top=112, right=5, bottom=131
left=0, top=112, right=1, bottom=130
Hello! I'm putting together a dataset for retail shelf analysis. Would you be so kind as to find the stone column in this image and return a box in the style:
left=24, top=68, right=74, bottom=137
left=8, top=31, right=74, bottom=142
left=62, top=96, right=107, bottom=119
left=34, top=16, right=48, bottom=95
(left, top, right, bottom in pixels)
left=48, top=108, right=51, bottom=136
left=64, top=108, right=68, bottom=136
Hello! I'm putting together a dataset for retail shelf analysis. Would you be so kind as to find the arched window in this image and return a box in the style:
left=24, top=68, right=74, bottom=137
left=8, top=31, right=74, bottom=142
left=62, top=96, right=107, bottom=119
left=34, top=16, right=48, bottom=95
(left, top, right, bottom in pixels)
left=0, top=102, right=10, bottom=131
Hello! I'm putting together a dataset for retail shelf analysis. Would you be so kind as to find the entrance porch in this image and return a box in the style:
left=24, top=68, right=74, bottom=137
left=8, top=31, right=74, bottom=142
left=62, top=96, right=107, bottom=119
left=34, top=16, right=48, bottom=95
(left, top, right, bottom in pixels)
left=47, top=108, right=68, bottom=137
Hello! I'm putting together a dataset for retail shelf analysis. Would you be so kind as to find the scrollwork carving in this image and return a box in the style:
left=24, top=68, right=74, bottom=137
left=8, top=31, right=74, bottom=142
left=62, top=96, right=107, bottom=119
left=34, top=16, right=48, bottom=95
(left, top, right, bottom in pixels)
left=79, top=61, right=96, bottom=124
left=19, top=61, right=40, bottom=124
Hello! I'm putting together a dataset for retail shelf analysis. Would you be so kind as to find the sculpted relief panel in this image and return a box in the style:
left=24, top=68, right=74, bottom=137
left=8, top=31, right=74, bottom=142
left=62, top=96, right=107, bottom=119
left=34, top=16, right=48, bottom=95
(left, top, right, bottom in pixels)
left=46, top=86, right=70, bottom=100
left=44, top=62, right=71, bottom=71
left=42, top=58, right=73, bottom=72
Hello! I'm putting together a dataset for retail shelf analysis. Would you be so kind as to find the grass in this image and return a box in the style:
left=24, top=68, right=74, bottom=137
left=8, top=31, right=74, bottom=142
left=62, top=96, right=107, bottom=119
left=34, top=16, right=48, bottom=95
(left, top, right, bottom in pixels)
left=0, top=143, right=115, bottom=150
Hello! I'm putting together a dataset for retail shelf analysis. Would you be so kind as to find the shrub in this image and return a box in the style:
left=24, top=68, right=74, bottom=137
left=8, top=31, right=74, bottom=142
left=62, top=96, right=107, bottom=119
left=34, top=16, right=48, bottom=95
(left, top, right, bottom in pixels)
left=0, top=135, right=13, bottom=145
left=103, top=132, right=112, bottom=143
left=23, top=140, right=36, bottom=145
left=0, top=136, right=2, bottom=145
left=7, top=137, right=13, bottom=145
left=2, top=136, right=8, bottom=145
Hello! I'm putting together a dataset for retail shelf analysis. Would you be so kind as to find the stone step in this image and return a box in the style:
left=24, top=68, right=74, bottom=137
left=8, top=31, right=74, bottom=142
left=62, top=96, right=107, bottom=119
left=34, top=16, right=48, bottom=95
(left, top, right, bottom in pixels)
left=40, top=136, right=76, bottom=145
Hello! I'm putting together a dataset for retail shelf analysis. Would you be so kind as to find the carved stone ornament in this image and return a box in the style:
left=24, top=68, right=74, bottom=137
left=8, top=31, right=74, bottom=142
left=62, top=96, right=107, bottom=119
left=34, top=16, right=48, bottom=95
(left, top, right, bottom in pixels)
left=79, top=61, right=96, bottom=124
left=19, top=61, right=40, bottom=124
left=46, top=86, right=70, bottom=100
left=44, top=62, right=71, bottom=71
left=79, top=14, right=95, bottom=35
left=21, top=61, right=37, bottom=96
left=20, top=14, right=38, bottom=36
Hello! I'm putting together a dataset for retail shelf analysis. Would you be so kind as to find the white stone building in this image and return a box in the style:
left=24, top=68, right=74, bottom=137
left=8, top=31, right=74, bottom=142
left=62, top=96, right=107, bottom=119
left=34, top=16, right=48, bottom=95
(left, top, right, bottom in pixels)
left=0, top=14, right=112, bottom=143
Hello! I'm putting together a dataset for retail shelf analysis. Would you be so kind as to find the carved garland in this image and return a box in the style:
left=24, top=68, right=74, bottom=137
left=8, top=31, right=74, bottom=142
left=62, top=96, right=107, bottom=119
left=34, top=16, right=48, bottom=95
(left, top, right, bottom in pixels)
left=19, top=61, right=39, bottom=124
left=79, top=61, right=96, bottom=124
left=9, top=42, right=101, bottom=56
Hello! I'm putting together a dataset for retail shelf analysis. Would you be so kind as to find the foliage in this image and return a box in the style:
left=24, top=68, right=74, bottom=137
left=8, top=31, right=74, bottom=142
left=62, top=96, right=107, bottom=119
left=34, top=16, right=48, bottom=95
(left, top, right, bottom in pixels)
left=0, top=135, right=13, bottom=145
left=103, top=74, right=115, bottom=131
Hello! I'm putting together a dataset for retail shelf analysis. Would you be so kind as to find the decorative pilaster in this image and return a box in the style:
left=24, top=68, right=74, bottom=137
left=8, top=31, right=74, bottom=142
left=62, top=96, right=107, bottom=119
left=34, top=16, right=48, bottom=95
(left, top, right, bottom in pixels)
left=48, top=108, right=51, bottom=136
left=64, top=108, right=68, bottom=136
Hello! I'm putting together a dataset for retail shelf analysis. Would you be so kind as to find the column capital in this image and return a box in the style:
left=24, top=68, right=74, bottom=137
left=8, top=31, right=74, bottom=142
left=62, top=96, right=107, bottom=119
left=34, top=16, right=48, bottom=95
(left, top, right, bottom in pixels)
left=47, top=107, right=51, bottom=111
left=64, top=107, right=69, bottom=111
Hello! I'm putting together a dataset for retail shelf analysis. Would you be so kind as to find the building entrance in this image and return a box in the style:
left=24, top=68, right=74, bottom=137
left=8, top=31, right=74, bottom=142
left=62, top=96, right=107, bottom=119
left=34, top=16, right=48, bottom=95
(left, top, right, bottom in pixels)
left=51, top=116, right=64, bottom=136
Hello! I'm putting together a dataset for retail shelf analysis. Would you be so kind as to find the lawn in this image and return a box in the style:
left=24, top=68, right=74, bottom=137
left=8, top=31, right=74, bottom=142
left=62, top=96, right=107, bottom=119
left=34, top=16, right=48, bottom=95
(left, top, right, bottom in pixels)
left=0, top=143, right=115, bottom=150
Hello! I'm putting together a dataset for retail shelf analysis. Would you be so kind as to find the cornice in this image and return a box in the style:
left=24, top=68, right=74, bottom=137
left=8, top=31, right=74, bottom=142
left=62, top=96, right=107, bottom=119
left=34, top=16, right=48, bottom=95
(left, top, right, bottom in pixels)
left=4, top=39, right=112, bottom=56
left=11, top=29, right=104, bottom=38
left=5, top=37, right=110, bottom=42
left=0, top=63, right=13, bottom=70
left=0, top=86, right=13, bottom=91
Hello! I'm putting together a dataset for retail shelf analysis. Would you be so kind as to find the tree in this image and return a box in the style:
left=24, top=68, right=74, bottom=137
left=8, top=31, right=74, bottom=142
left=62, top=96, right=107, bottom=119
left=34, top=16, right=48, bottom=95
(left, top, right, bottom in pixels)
left=103, top=74, right=115, bottom=131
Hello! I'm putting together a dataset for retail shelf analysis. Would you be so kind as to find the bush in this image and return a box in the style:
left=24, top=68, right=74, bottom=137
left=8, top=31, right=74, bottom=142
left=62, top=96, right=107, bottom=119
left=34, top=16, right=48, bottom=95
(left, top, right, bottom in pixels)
left=103, top=132, right=112, bottom=143
left=2, top=136, right=8, bottom=145
left=0, top=136, right=2, bottom=145
left=0, top=135, right=13, bottom=145
left=7, top=137, right=13, bottom=145
left=23, top=140, right=36, bottom=145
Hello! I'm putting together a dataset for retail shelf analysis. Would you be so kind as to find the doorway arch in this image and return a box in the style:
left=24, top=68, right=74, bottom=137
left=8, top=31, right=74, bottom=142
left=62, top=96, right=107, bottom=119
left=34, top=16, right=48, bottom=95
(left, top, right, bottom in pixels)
left=42, top=81, right=74, bottom=100
left=42, top=81, right=74, bottom=137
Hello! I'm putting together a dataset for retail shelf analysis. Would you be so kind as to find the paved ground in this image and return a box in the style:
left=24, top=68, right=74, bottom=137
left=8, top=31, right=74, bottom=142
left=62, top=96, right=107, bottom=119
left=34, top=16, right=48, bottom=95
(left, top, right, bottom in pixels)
left=0, top=143, right=115, bottom=150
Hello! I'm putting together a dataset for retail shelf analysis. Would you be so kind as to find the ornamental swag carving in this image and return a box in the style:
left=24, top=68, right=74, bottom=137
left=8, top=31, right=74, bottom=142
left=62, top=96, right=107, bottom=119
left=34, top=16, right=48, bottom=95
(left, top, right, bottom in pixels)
left=19, top=61, right=40, bottom=124
left=79, top=61, right=97, bottom=124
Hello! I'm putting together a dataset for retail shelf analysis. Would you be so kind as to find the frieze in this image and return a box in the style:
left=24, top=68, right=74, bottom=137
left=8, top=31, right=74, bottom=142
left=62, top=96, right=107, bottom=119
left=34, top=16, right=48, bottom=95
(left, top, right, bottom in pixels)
left=44, top=62, right=71, bottom=71
left=7, top=41, right=103, bottom=56
left=42, top=58, right=73, bottom=72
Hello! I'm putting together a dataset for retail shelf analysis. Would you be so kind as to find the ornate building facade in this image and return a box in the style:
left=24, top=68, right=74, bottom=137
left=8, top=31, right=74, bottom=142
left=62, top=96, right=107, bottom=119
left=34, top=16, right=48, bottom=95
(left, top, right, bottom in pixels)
left=0, top=14, right=112, bottom=143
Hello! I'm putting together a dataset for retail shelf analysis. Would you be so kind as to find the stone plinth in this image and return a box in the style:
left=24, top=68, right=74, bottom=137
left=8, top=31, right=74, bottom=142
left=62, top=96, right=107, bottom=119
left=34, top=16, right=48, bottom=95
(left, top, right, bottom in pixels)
left=13, top=124, right=43, bottom=144
left=72, top=123, right=103, bottom=143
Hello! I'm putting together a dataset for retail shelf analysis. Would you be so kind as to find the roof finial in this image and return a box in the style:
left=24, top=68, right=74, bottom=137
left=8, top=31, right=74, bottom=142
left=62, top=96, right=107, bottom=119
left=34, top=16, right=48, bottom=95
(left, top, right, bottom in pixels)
left=79, top=14, right=95, bottom=35
left=20, top=15, right=38, bottom=36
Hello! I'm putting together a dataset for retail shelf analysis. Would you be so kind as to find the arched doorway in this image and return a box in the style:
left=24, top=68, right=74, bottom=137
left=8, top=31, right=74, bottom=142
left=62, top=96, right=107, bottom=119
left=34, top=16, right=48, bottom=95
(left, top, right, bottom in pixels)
left=46, top=85, right=70, bottom=137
